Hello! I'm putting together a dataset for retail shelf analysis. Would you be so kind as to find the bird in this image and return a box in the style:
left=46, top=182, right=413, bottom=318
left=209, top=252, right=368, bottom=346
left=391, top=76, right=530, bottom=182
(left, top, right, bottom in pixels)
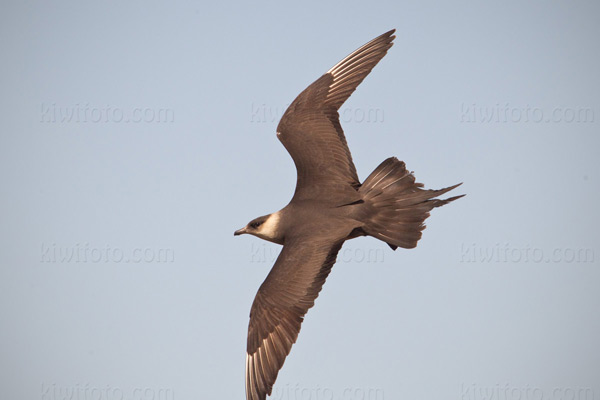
left=234, top=29, right=464, bottom=400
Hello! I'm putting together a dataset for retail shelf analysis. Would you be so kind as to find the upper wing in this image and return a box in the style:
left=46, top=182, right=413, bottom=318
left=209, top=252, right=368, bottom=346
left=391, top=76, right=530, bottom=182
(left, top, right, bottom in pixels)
left=245, top=235, right=345, bottom=400
left=276, top=30, right=396, bottom=203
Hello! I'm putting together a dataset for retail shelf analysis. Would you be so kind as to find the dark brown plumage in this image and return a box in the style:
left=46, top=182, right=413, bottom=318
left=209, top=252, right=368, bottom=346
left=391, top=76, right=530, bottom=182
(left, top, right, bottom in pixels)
left=235, top=29, right=464, bottom=400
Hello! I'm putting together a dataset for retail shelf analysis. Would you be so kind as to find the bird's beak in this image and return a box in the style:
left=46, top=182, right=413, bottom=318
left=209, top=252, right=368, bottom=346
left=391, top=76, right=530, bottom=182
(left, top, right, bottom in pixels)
left=234, top=227, right=247, bottom=236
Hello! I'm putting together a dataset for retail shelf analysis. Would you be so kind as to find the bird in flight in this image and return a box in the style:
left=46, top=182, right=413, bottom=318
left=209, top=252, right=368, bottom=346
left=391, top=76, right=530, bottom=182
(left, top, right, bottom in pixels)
left=234, top=29, right=463, bottom=400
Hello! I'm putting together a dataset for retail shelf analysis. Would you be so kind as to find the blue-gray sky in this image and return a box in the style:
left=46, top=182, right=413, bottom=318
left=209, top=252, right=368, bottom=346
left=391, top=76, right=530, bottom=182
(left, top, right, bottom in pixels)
left=1, top=1, right=599, bottom=399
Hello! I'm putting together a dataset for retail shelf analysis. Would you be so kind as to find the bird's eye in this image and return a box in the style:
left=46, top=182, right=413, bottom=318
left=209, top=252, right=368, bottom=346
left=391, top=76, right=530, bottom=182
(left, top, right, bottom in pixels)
left=250, top=221, right=262, bottom=229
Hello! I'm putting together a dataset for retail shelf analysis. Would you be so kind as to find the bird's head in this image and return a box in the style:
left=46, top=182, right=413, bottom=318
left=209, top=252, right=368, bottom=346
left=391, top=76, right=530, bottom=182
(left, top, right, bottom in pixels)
left=234, top=212, right=283, bottom=244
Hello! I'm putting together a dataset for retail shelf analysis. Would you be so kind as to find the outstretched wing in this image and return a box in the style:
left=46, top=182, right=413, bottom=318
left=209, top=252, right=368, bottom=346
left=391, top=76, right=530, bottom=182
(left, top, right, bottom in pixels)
left=245, top=235, right=345, bottom=400
left=276, top=30, right=396, bottom=203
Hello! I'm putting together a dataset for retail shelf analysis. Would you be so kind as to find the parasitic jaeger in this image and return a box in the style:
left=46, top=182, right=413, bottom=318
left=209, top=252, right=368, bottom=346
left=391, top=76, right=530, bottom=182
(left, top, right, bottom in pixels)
left=234, top=29, right=464, bottom=400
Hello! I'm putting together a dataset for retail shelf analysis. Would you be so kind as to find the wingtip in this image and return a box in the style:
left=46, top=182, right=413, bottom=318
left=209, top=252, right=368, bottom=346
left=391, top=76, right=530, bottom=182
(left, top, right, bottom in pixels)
left=382, top=28, right=396, bottom=43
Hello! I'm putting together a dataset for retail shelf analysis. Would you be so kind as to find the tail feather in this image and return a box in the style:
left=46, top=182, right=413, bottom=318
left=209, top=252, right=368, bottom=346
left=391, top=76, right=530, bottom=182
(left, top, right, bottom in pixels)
left=359, top=157, right=464, bottom=250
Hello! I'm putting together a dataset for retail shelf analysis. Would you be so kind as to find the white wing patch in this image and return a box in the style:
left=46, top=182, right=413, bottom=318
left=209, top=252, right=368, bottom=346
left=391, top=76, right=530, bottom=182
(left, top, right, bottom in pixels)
left=246, top=329, right=285, bottom=399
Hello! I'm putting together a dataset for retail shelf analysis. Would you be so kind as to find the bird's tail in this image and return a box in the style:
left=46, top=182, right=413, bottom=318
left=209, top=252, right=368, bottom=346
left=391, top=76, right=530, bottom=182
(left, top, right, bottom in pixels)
left=358, top=157, right=464, bottom=250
